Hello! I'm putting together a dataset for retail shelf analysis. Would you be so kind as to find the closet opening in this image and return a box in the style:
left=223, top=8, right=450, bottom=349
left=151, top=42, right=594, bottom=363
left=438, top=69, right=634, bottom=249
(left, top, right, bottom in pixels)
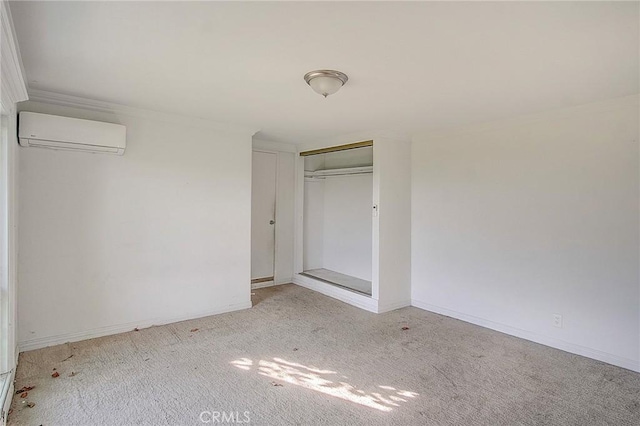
left=301, top=141, right=373, bottom=296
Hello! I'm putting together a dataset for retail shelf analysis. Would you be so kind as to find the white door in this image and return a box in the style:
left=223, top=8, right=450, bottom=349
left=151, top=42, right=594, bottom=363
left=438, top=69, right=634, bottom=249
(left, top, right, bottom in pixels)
left=251, top=151, right=277, bottom=282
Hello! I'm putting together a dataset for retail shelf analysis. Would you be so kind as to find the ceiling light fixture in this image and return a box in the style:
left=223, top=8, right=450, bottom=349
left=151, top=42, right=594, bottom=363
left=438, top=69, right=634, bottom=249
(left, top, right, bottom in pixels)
left=304, top=70, right=348, bottom=98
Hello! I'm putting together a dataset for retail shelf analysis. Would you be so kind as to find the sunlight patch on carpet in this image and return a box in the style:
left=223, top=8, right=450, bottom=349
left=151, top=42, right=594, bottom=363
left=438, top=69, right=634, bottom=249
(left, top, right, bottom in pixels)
left=231, top=357, right=418, bottom=412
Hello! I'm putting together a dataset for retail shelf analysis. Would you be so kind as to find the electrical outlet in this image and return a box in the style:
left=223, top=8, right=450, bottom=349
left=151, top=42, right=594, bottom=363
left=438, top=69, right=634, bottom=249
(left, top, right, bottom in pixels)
left=553, top=314, right=563, bottom=328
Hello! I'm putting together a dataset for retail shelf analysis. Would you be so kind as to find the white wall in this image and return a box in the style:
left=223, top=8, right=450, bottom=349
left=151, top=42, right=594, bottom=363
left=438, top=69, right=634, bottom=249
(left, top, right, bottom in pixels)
left=17, top=101, right=254, bottom=351
left=303, top=180, right=324, bottom=271
left=411, top=95, right=640, bottom=372
left=323, top=149, right=373, bottom=170
left=322, top=175, right=373, bottom=281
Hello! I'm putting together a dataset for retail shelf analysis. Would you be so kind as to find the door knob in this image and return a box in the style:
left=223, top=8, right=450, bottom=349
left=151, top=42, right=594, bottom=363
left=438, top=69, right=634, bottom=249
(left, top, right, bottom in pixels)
left=269, top=220, right=276, bottom=225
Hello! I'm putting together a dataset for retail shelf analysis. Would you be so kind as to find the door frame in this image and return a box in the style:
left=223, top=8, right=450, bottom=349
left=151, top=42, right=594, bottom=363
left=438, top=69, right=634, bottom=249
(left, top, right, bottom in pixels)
left=0, top=114, right=8, bottom=374
left=251, top=149, right=279, bottom=288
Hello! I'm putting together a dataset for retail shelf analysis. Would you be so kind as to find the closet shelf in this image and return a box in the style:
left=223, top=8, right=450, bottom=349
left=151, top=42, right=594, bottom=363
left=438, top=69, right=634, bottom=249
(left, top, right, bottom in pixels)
left=304, top=165, right=373, bottom=179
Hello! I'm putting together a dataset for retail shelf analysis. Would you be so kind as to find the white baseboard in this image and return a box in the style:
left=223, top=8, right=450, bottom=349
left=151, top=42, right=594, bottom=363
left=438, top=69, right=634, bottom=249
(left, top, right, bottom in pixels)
left=18, top=300, right=252, bottom=353
left=411, top=298, right=640, bottom=373
left=251, top=280, right=275, bottom=289
left=251, top=278, right=293, bottom=290
left=377, top=299, right=411, bottom=313
left=293, top=273, right=378, bottom=313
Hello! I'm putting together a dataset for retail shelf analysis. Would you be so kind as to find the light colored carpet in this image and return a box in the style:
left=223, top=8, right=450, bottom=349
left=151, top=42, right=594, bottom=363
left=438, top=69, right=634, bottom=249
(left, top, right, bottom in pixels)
left=9, top=284, right=640, bottom=425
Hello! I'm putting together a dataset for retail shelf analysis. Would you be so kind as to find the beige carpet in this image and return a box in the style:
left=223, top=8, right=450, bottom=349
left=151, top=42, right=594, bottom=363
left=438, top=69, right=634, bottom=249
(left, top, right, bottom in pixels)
left=9, top=284, right=640, bottom=425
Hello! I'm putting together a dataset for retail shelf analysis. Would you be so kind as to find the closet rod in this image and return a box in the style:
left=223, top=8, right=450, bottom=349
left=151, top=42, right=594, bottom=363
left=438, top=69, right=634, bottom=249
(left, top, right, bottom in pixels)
left=299, top=140, right=373, bottom=157
left=305, top=171, right=373, bottom=179
left=305, top=165, right=372, bottom=178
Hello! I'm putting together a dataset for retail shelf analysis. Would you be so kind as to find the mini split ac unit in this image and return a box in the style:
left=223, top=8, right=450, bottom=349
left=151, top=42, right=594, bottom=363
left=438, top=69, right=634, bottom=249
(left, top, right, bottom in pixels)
left=18, top=112, right=126, bottom=155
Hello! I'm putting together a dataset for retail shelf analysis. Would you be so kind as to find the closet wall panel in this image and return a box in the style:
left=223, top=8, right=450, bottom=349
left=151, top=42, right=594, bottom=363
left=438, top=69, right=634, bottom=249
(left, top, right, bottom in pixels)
left=303, top=180, right=325, bottom=270
left=323, top=175, right=373, bottom=281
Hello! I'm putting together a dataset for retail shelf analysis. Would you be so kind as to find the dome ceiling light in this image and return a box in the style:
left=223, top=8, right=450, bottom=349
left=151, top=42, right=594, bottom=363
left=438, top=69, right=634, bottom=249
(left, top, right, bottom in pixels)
left=304, top=70, right=349, bottom=98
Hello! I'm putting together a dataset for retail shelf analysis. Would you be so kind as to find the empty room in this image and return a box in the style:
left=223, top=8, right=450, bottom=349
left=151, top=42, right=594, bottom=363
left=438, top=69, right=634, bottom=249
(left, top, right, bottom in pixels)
left=0, top=1, right=639, bottom=425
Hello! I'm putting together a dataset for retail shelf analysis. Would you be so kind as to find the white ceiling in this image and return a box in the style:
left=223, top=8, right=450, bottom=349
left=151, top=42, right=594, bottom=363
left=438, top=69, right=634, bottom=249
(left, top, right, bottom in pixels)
left=10, top=1, right=639, bottom=144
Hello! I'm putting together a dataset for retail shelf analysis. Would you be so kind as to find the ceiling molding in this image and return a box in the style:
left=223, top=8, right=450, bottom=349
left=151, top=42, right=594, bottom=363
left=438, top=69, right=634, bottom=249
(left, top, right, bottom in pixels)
left=413, top=94, right=640, bottom=143
left=26, top=89, right=260, bottom=137
left=1, top=0, right=28, bottom=113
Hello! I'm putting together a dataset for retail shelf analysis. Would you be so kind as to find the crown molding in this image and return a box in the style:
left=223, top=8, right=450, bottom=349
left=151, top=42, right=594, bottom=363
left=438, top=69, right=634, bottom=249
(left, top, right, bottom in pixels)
left=26, top=89, right=260, bottom=136
left=1, top=1, right=28, bottom=114
left=413, top=94, right=640, bottom=143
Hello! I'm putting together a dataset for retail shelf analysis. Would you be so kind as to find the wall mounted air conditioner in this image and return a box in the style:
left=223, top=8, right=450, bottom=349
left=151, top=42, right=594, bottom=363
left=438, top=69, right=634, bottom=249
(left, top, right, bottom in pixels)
left=18, top=112, right=126, bottom=155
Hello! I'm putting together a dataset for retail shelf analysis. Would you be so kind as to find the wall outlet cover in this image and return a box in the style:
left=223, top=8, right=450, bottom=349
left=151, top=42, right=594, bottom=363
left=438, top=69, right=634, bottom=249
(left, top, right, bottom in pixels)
left=553, top=314, right=563, bottom=328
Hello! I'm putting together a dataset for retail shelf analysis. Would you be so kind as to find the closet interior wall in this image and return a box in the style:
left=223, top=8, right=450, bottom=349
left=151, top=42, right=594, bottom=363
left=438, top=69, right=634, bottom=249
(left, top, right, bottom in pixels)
left=302, top=146, right=373, bottom=295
